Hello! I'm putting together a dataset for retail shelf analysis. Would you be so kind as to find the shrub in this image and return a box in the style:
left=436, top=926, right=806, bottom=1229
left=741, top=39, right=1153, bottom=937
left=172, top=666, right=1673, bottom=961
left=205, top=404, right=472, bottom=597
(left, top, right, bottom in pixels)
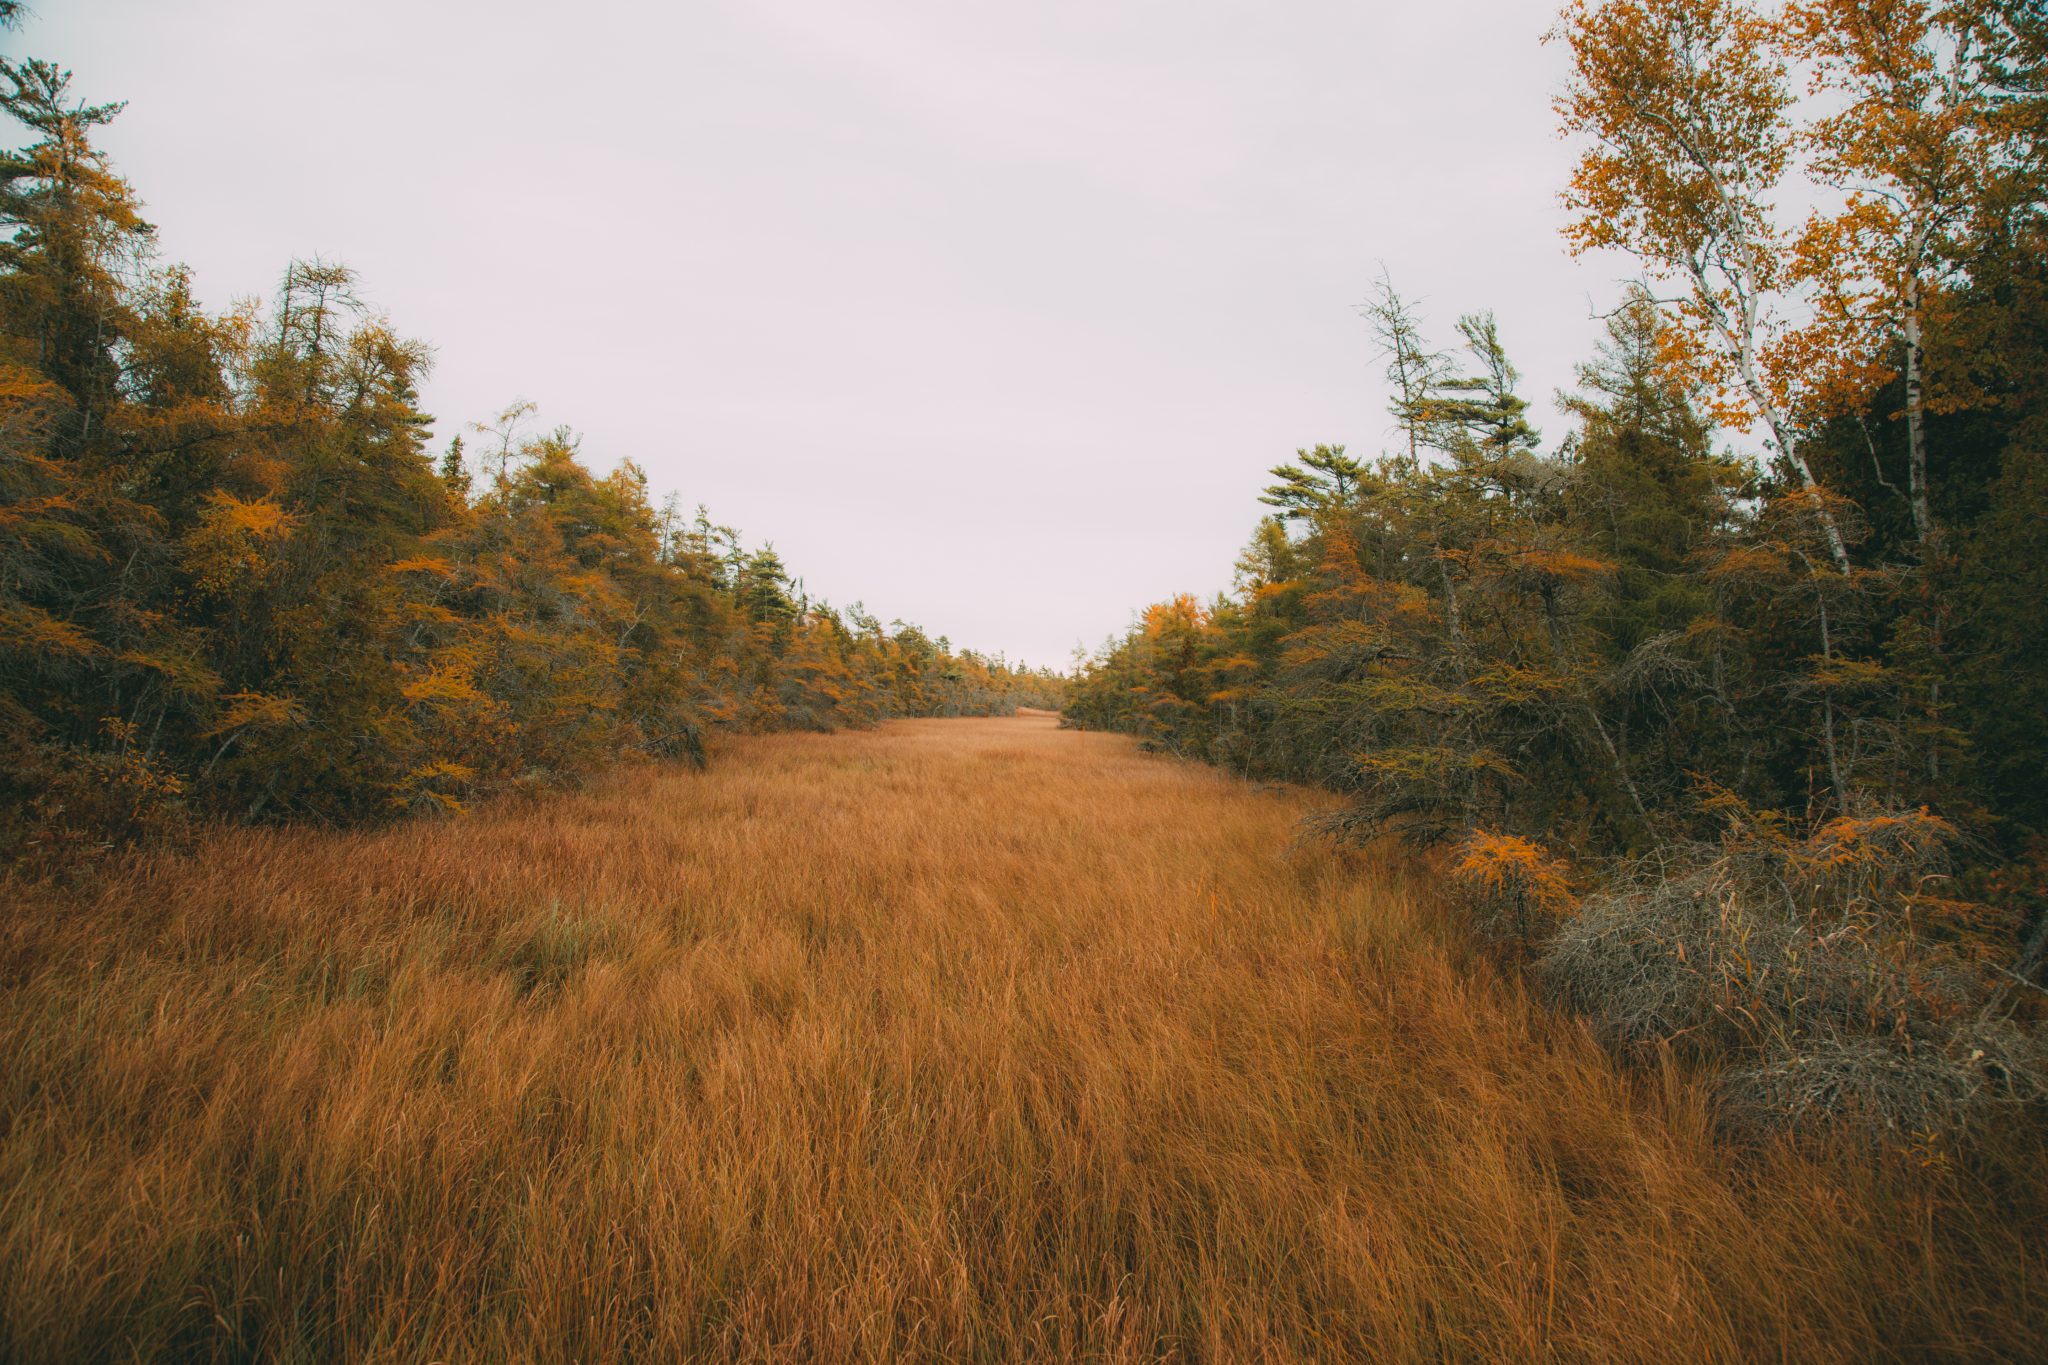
left=1449, top=829, right=1576, bottom=950
left=1540, top=806, right=2048, bottom=1137
left=3, top=720, right=192, bottom=871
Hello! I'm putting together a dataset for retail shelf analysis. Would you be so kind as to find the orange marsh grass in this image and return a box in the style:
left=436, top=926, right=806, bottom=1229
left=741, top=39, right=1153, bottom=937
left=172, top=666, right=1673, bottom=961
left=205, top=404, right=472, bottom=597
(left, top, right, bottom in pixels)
left=0, top=714, right=2040, bottom=1361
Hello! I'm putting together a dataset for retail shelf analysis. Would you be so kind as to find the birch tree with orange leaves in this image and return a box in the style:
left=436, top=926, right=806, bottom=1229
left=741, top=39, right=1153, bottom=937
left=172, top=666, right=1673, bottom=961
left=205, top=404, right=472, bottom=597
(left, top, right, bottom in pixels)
left=1781, top=0, right=2008, bottom=553
left=1552, top=0, right=1852, bottom=571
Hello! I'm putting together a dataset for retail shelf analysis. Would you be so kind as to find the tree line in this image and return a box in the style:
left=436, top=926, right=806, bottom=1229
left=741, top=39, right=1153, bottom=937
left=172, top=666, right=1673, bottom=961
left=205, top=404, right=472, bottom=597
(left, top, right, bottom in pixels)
left=0, top=7, right=1061, bottom=866
left=1066, top=0, right=2048, bottom=1138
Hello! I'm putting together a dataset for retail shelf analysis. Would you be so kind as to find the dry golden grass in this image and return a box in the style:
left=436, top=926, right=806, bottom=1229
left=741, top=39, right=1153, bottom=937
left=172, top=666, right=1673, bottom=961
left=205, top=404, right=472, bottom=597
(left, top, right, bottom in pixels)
left=0, top=715, right=2040, bottom=1361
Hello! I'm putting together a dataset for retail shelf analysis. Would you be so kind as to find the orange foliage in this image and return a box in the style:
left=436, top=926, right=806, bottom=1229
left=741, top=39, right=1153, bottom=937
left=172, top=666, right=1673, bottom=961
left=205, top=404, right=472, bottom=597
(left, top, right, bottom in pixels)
left=1451, top=829, right=1578, bottom=925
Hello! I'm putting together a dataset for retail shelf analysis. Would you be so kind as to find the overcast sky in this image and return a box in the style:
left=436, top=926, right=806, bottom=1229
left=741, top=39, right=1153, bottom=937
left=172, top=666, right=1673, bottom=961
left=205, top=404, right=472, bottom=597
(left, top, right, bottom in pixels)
left=27, top=0, right=1634, bottom=667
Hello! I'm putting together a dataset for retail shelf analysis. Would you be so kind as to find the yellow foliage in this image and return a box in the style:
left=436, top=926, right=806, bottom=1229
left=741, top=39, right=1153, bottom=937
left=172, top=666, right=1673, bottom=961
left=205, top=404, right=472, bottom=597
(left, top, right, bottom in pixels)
left=402, top=667, right=488, bottom=708
left=1451, top=829, right=1577, bottom=923
left=1803, top=807, right=1955, bottom=875
left=115, top=648, right=223, bottom=698
left=0, top=602, right=100, bottom=658
left=204, top=690, right=308, bottom=737
left=203, top=490, right=294, bottom=539
left=1510, top=548, right=1616, bottom=582
left=1705, top=543, right=1791, bottom=583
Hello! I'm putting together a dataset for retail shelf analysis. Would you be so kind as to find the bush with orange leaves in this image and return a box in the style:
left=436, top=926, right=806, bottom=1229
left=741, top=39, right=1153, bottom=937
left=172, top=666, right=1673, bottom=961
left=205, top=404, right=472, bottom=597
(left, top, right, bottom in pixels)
left=1449, top=829, right=1577, bottom=949
left=1541, top=801, right=2047, bottom=1138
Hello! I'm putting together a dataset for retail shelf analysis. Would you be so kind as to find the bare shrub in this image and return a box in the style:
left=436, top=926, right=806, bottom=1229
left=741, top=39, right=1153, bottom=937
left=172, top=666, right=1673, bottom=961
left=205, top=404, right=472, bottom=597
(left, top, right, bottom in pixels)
left=1540, top=805, right=2048, bottom=1137
left=1541, top=858, right=1776, bottom=1049
left=1722, top=1023, right=2048, bottom=1139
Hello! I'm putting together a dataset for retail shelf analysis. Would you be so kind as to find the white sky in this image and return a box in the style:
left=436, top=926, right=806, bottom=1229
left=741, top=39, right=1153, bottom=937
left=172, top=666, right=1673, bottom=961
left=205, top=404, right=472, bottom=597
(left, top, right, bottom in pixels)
left=26, top=0, right=1636, bottom=668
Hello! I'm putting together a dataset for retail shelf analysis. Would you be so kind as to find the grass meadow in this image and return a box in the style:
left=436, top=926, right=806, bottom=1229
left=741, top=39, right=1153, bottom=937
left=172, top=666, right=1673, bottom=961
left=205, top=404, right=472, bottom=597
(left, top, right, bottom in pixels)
left=1, top=714, right=2041, bottom=1361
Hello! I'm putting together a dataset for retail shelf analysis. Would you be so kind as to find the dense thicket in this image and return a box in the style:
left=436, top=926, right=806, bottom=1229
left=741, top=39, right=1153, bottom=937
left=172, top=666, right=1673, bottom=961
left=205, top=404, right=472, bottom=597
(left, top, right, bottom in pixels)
left=0, top=17, right=1059, bottom=864
left=1068, top=0, right=2048, bottom=1137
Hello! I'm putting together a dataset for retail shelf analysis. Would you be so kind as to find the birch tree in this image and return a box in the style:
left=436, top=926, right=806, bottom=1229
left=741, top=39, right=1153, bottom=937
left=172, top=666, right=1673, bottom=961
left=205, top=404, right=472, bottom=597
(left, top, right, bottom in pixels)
left=1782, top=0, right=2005, bottom=552
left=1552, top=0, right=1853, bottom=571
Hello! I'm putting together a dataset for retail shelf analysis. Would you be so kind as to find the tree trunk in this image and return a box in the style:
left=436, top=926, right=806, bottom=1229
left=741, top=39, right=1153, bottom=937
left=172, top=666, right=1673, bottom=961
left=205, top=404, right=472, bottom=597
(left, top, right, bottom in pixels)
left=1902, top=263, right=1935, bottom=549
left=1814, top=586, right=1851, bottom=812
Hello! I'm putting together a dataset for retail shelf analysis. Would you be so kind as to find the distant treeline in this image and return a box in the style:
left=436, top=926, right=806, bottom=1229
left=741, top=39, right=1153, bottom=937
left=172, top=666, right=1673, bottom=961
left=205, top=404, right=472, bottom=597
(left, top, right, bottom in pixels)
left=0, top=9, right=1061, bottom=864
left=1067, top=0, right=2048, bottom=1137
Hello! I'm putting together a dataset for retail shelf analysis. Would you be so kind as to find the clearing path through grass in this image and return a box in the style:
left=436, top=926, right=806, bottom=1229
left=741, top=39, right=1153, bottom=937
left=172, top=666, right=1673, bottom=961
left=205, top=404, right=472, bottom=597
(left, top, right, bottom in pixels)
left=1, top=715, right=2039, bottom=1361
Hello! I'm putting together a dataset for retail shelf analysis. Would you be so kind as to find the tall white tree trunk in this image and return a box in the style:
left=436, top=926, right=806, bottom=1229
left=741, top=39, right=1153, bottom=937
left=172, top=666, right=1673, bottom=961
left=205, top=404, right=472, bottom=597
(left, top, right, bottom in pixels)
left=1902, top=255, right=1935, bottom=549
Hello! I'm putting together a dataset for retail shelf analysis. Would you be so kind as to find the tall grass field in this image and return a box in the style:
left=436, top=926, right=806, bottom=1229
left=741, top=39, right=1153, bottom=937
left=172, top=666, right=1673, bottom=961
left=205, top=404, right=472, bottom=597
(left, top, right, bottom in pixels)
left=2, top=715, right=2040, bottom=1360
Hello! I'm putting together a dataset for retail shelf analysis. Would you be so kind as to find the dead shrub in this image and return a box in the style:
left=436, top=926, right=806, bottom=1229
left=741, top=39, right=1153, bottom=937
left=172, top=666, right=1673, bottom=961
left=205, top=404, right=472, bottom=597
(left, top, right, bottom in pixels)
left=1539, top=805, right=2048, bottom=1137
